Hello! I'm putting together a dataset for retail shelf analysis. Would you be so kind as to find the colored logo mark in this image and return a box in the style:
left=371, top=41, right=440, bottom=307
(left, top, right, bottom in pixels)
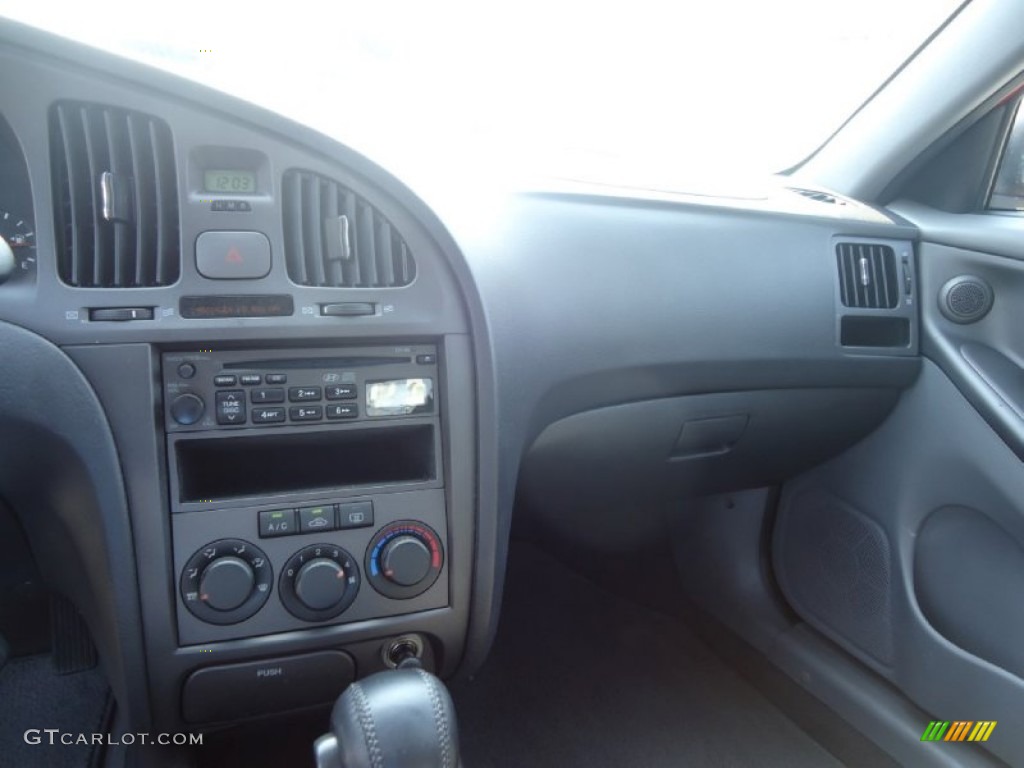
left=921, top=721, right=996, bottom=743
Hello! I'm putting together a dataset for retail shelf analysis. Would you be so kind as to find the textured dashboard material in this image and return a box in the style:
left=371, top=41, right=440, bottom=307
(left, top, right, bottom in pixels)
left=0, top=18, right=925, bottom=736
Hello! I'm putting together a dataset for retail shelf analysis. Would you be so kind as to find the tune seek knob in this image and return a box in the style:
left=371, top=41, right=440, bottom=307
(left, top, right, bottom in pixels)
left=380, top=535, right=432, bottom=586
left=199, top=556, right=254, bottom=611
left=294, top=558, right=348, bottom=610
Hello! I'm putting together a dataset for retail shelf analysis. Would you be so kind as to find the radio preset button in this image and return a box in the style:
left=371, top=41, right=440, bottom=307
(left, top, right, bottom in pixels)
left=259, top=509, right=297, bottom=537
left=214, top=374, right=237, bottom=387
left=215, top=390, right=246, bottom=424
left=299, top=505, right=336, bottom=533
left=325, top=384, right=357, bottom=400
left=240, top=374, right=262, bottom=386
left=290, top=405, right=323, bottom=421
left=338, top=501, right=373, bottom=529
left=252, top=407, right=286, bottom=424
left=266, top=373, right=288, bottom=384
left=251, top=387, right=285, bottom=404
left=289, top=386, right=322, bottom=402
left=326, top=404, right=359, bottom=420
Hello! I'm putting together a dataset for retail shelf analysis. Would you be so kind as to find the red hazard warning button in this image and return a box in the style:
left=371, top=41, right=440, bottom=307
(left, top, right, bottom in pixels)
left=196, top=231, right=271, bottom=279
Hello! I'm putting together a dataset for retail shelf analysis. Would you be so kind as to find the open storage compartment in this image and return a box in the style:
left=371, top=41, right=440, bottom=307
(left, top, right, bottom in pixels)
left=174, top=424, right=435, bottom=502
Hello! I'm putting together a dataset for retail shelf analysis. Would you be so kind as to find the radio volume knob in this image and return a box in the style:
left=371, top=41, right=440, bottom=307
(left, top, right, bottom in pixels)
left=380, top=535, right=432, bottom=587
left=171, top=393, right=205, bottom=425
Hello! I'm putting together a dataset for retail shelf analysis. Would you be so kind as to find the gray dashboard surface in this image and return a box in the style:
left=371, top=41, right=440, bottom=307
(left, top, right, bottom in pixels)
left=441, top=189, right=918, bottom=604
left=0, top=18, right=923, bottom=720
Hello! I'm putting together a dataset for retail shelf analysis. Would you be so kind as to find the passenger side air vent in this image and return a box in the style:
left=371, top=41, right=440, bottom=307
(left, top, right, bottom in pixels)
left=282, top=170, right=415, bottom=288
left=836, top=242, right=898, bottom=309
left=49, top=102, right=179, bottom=287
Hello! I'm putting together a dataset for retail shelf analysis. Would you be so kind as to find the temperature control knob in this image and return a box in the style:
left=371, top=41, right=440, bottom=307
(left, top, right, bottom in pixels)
left=366, top=521, right=444, bottom=599
left=380, top=535, right=432, bottom=587
left=280, top=544, right=360, bottom=622
left=180, top=539, right=272, bottom=625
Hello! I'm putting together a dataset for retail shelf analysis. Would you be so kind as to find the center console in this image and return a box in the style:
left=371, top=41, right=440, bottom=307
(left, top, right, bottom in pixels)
left=0, top=37, right=492, bottom=737
left=161, top=345, right=449, bottom=645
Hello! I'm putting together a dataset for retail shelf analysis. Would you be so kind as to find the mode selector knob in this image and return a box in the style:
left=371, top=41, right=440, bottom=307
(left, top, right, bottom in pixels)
left=180, top=539, right=273, bottom=625
left=171, top=393, right=205, bottom=425
left=199, top=556, right=254, bottom=611
left=381, top=536, right=432, bottom=587
left=295, top=558, right=348, bottom=610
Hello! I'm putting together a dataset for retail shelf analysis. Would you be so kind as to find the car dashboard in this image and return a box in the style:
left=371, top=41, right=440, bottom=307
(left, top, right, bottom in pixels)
left=0, top=19, right=924, bottom=739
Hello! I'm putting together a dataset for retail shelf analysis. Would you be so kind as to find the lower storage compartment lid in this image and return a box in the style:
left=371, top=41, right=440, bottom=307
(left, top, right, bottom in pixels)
left=182, top=650, right=355, bottom=723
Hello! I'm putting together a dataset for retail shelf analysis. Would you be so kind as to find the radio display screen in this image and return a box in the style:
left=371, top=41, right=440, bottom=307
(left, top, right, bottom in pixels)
left=366, top=379, right=434, bottom=417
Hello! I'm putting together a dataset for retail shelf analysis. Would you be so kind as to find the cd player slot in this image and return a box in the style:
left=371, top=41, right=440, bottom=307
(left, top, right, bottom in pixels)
left=175, top=424, right=435, bottom=503
left=222, top=356, right=409, bottom=369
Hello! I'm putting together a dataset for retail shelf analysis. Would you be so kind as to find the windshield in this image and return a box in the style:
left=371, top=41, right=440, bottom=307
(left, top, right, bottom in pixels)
left=1, top=0, right=964, bottom=190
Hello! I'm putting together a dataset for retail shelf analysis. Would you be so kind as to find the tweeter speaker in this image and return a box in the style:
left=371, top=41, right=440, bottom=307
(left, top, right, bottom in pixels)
left=939, top=275, right=993, bottom=324
left=775, top=489, right=894, bottom=666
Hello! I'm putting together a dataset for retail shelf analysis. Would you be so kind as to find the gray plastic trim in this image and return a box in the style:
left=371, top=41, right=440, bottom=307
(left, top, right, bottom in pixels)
left=777, top=360, right=1024, bottom=765
left=0, top=321, right=150, bottom=727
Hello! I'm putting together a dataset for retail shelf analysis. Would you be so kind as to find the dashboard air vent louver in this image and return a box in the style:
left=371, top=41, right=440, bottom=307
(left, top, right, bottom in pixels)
left=282, top=170, right=415, bottom=288
left=49, top=102, right=179, bottom=287
left=836, top=242, right=898, bottom=309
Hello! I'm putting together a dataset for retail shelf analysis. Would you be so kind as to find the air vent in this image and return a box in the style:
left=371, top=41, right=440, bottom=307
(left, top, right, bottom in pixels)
left=282, top=170, right=415, bottom=288
left=790, top=187, right=845, bottom=205
left=836, top=242, right=899, bottom=309
left=49, top=102, right=179, bottom=287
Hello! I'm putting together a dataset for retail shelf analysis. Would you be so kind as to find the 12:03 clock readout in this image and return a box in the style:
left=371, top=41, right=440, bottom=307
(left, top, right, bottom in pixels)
left=204, top=169, right=256, bottom=194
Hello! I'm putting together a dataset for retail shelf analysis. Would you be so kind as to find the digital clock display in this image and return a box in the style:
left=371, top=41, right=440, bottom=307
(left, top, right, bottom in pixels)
left=204, top=169, right=257, bottom=194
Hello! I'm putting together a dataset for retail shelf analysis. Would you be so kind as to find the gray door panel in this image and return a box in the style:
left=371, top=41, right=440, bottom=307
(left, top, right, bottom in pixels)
left=775, top=203, right=1024, bottom=765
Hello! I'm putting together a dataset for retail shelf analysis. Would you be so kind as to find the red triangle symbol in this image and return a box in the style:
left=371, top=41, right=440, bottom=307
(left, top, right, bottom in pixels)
left=226, top=246, right=243, bottom=264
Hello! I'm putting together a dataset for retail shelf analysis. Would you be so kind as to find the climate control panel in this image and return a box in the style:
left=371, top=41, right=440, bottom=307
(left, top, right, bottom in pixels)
left=172, top=489, right=449, bottom=645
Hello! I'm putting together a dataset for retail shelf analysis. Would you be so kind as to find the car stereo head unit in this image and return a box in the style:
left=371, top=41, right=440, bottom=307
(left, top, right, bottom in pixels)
left=161, top=344, right=438, bottom=434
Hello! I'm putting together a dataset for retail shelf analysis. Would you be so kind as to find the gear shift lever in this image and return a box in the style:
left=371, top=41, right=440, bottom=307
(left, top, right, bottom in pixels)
left=314, top=659, right=460, bottom=768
